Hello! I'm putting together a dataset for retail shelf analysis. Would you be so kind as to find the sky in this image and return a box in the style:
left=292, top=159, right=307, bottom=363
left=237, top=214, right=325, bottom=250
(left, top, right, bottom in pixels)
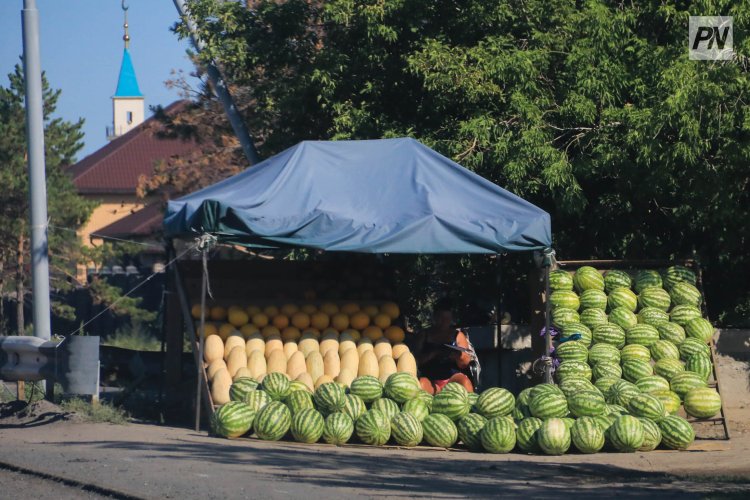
left=0, top=0, right=199, bottom=158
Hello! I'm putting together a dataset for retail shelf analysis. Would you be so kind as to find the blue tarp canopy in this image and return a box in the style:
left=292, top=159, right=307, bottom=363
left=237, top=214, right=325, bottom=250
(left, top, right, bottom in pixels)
left=163, top=138, right=551, bottom=254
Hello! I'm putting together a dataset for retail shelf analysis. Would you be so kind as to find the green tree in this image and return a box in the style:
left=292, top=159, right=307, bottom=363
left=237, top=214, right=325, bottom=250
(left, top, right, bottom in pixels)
left=173, top=0, right=750, bottom=325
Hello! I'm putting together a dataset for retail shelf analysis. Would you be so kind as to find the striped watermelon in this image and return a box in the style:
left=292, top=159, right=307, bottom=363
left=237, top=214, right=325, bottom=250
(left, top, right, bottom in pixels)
left=211, top=401, right=255, bottom=438
left=670, top=282, right=702, bottom=307
left=679, top=338, right=711, bottom=361
left=414, top=390, right=434, bottom=411
left=663, top=265, right=697, bottom=290
left=638, top=287, right=671, bottom=311
left=515, top=417, right=543, bottom=453
left=422, top=413, right=458, bottom=448
left=594, top=376, right=621, bottom=394
left=651, top=390, right=682, bottom=415
left=605, top=403, right=629, bottom=415
left=626, top=324, right=660, bottom=347
left=685, top=318, right=714, bottom=344
left=402, top=398, right=429, bottom=422
left=637, top=307, right=670, bottom=326
left=634, top=270, right=663, bottom=293
left=254, top=401, right=291, bottom=441
left=550, top=270, right=574, bottom=291
left=653, top=358, right=685, bottom=381
left=608, top=287, right=638, bottom=312
left=626, top=393, right=666, bottom=420
left=441, top=382, right=468, bottom=396
left=580, top=289, right=608, bottom=310
left=322, top=412, right=354, bottom=445
left=512, top=402, right=531, bottom=421
left=658, top=415, right=695, bottom=449
left=562, top=322, right=593, bottom=347
left=604, top=270, right=632, bottom=294
left=529, top=391, right=569, bottom=418
left=261, top=372, right=291, bottom=401
left=480, top=417, right=516, bottom=453
left=622, top=359, right=654, bottom=383
left=592, top=361, right=622, bottom=381
left=657, top=322, right=686, bottom=345
left=551, top=308, right=580, bottom=328
left=560, top=378, right=599, bottom=398
left=390, top=412, right=423, bottom=447
left=606, top=380, right=641, bottom=407
left=432, top=389, right=471, bottom=421
left=635, top=375, right=671, bottom=394
left=538, top=418, right=571, bottom=455
left=588, top=343, right=621, bottom=365
left=573, top=266, right=605, bottom=292
left=593, top=413, right=618, bottom=432
left=620, top=344, right=652, bottom=363
left=579, top=309, right=609, bottom=330
left=290, top=408, right=325, bottom=443
left=555, top=340, right=589, bottom=362
left=467, top=392, right=479, bottom=409
left=670, top=372, right=708, bottom=399
left=457, top=413, right=488, bottom=451
left=355, top=409, right=391, bottom=445
left=289, top=380, right=312, bottom=393
left=517, top=387, right=534, bottom=406
left=686, top=353, right=713, bottom=381
left=670, top=304, right=702, bottom=326
left=568, top=390, right=607, bottom=417
left=371, top=397, right=400, bottom=421
left=229, top=377, right=260, bottom=402
left=350, top=375, right=383, bottom=403
left=593, top=324, right=626, bottom=348
left=650, top=340, right=680, bottom=361
left=683, top=387, right=722, bottom=419
left=245, top=389, right=271, bottom=413
left=571, top=416, right=605, bottom=454
left=607, top=415, right=644, bottom=452
left=608, top=307, right=638, bottom=330
left=313, top=382, right=346, bottom=415
left=343, top=394, right=366, bottom=421
left=638, top=417, right=662, bottom=451
left=529, top=383, right=564, bottom=400
left=383, top=372, right=421, bottom=403
left=550, top=290, right=581, bottom=311
left=556, top=360, right=592, bottom=382
left=285, top=389, right=315, bottom=416
left=475, top=387, right=515, bottom=419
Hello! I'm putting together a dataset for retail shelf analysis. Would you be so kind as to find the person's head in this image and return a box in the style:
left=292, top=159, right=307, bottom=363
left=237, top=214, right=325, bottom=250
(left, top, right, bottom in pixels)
left=432, top=297, right=454, bottom=330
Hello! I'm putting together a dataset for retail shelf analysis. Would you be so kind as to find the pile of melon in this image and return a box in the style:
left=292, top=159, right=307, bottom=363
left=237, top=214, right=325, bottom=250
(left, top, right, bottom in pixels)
left=193, top=301, right=418, bottom=405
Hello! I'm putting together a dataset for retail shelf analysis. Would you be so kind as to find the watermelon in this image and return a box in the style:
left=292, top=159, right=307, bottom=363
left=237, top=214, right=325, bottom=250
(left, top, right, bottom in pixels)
left=608, top=287, right=638, bottom=312
left=609, top=307, right=638, bottom=330
left=658, top=415, right=695, bottom=449
left=422, top=413, right=458, bottom=448
left=512, top=402, right=531, bottom=421
left=568, top=390, right=607, bottom=417
left=529, top=383, right=564, bottom=400
left=552, top=308, right=580, bottom=328
left=592, top=361, right=622, bottom=381
left=529, top=391, right=569, bottom=419
left=549, top=270, right=574, bottom=291
left=290, top=408, right=325, bottom=443
left=670, top=304, right=703, bottom=326
left=605, top=403, right=629, bottom=415
left=322, top=412, right=354, bottom=445
left=651, top=390, right=682, bottom=415
left=593, top=324, right=626, bottom=348
left=637, top=307, right=670, bottom=326
left=670, top=372, right=708, bottom=399
left=604, top=270, right=632, bottom=293
left=685, top=353, right=713, bottom=381
left=622, top=359, right=654, bottom=383
left=211, top=401, right=255, bottom=438
left=475, top=387, right=515, bottom=419
left=261, top=372, right=291, bottom=401
left=245, top=389, right=271, bottom=413
left=670, top=282, right=702, bottom=307
left=517, top=387, right=534, bottom=406
left=607, top=414, right=644, bottom=452
left=414, top=390, right=434, bottom=411
left=580, top=289, right=608, bottom=310
left=432, top=389, right=471, bottom=421
left=638, top=417, right=662, bottom=451
left=656, top=322, right=686, bottom=345
left=229, top=377, right=260, bottom=402
left=560, top=378, right=599, bottom=398
left=538, top=418, right=571, bottom=455
left=515, top=417, right=543, bottom=453
left=683, top=387, right=722, bottom=419
left=626, top=393, right=666, bottom=420
left=254, top=401, right=292, bottom=441
left=653, top=358, right=685, bottom=381
left=638, top=287, right=671, bottom=311
left=626, top=324, right=660, bottom=347
left=313, top=382, right=346, bottom=415
left=663, top=265, right=697, bottom=290
left=594, top=376, right=621, bottom=394
left=606, top=380, right=641, bottom=407
left=650, top=339, right=680, bottom=361
left=555, top=340, right=589, bottom=362
left=480, top=417, right=516, bottom=453
left=593, top=413, right=618, bottom=433
left=556, top=360, right=592, bottom=382
left=635, top=375, right=671, bottom=394
left=571, top=416, right=605, bottom=454
left=561, top=322, right=593, bottom=347
left=384, top=372, right=421, bottom=403
left=371, top=397, right=400, bottom=421
left=579, top=309, right=609, bottom=330
left=457, top=413, right=488, bottom=451
left=355, top=409, right=391, bottom=445
left=573, top=266, right=605, bottom=292
left=285, top=389, right=315, bottom=416
left=634, top=270, right=663, bottom=293
left=588, top=343, right=621, bottom=365
left=467, top=392, right=479, bottom=408
left=441, top=382, right=468, bottom=396
left=390, top=411, right=423, bottom=447
left=402, top=398, right=429, bottom=422
left=350, top=375, right=383, bottom=403
left=620, top=344, right=652, bottom=363
left=343, top=394, right=366, bottom=421
left=289, top=380, right=311, bottom=393
left=550, top=290, right=581, bottom=311
left=679, top=338, right=711, bottom=361
left=685, top=318, right=714, bottom=344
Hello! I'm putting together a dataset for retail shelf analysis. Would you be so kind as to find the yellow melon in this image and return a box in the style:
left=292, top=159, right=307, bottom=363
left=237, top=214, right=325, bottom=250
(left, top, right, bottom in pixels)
left=226, top=346, right=247, bottom=377
left=239, top=323, right=260, bottom=339
left=391, top=343, right=410, bottom=360
left=310, top=312, right=330, bottom=330
left=397, top=352, right=417, bottom=377
left=301, top=328, right=321, bottom=339
left=358, top=350, right=379, bottom=378
left=378, top=355, right=397, bottom=384
left=357, top=338, right=374, bottom=356
left=373, top=338, right=393, bottom=360
left=384, top=325, right=405, bottom=344
left=280, top=303, right=299, bottom=316
left=198, top=323, right=218, bottom=339
left=320, top=302, right=339, bottom=315
left=340, top=348, right=359, bottom=374
left=233, top=367, right=252, bottom=381
left=299, top=337, right=320, bottom=357
left=204, top=334, right=224, bottom=364
left=281, top=326, right=301, bottom=342
left=283, top=341, right=299, bottom=359
left=246, top=305, right=262, bottom=316
left=321, top=328, right=339, bottom=339
left=286, top=351, right=307, bottom=380
left=315, top=374, right=334, bottom=389
left=362, top=325, right=383, bottom=341
left=223, top=335, right=245, bottom=359
left=266, top=350, right=288, bottom=375
left=207, top=358, right=227, bottom=381
left=191, top=304, right=202, bottom=319
left=338, top=339, right=356, bottom=356
left=373, top=313, right=392, bottom=329
left=295, top=372, right=314, bottom=392
left=263, top=305, right=280, bottom=317
left=331, top=313, right=350, bottom=331
left=261, top=325, right=281, bottom=338
left=301, top=304, right=318, bottom=315
left=323, top=350, right=341, bottom=378
left=245, top=334, right=265, bottom=356
left=335, top=368, right=356, bottom=388
left=380, top=302, right=400, bottom=320
left=264, top=336, right=283, bottom=358
left=350, top=312, right=370, bottom=330
left=306, top=351, right=325, bottom=383
left=252, top=313, right=269, bottom=328
left=218, top=323, right=236, bottom=340
left=340, top=302, right=360, bottom=315
left=291, top=312, right=311, bottom=329
left=228, top=308, right=249, bottom=327
left=320, top=338, right=339, bottom=357
left=247, top=350, right=267, bottom=379
left=362, top=304, right=380, bottom=317
left=210, top=368, right=231, bottom=405
left=272, top=314, right=290, bottom=329
left=209, top=305, right=227, bottom=321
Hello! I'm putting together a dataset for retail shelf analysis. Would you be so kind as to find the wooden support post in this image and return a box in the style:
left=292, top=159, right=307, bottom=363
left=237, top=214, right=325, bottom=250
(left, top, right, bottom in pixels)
left=17, top=380, right=25, bottom=401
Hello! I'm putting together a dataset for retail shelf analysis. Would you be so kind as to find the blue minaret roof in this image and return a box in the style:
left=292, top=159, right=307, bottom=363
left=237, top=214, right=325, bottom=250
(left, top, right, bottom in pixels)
left=114, top=48, right=142, bottom=97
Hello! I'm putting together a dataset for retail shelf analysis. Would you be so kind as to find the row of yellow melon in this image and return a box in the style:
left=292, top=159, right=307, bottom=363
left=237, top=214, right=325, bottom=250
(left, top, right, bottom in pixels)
left=199, top=321, right=406, bottom=344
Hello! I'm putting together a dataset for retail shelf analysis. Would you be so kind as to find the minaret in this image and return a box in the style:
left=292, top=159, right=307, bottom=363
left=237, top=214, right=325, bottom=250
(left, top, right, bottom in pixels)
left=108, top=1, right=144, bottom=140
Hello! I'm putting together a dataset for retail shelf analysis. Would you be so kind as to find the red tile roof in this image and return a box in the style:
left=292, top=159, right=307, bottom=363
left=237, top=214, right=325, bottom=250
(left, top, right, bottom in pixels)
left=68, top=100, right=199, bottom=195
left=91, top=202, right=164, bottom=240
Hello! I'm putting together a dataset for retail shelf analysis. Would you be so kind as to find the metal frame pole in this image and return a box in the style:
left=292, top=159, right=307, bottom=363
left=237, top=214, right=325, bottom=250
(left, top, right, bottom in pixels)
left=195, top=247, right=208, bottom=432
left=543, top=264, right=553, bottom=383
